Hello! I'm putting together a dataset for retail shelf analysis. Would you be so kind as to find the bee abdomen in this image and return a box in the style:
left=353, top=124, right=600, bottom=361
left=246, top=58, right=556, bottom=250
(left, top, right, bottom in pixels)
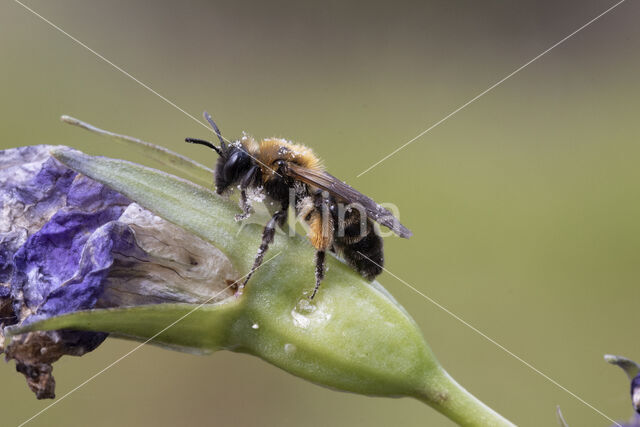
left=335, top=221, right=384, bottom=281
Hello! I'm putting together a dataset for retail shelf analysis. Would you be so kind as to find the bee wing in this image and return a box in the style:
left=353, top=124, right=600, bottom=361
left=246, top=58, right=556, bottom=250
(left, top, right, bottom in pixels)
left=286, top=164, right=412, bottom=238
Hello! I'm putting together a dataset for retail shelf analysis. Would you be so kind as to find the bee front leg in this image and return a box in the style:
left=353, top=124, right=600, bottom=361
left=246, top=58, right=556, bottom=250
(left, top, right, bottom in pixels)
left=235, top=190, right=252, bottom=221
left=235, top=165, right=260, bottom=221
left=239, top=209, right=288, bottom=294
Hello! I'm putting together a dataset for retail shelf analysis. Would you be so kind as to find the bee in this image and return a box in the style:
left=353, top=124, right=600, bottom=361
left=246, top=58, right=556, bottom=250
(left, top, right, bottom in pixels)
left=186, top=112, right=411, bottom=298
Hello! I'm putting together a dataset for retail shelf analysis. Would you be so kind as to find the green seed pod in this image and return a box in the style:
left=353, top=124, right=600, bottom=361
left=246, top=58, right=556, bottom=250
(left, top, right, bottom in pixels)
left=6, top=131, right=513, bottom=426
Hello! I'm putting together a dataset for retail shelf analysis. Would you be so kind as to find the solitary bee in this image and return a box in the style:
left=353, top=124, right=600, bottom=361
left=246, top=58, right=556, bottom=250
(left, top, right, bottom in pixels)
left=186, top=112, right=411, bottom=298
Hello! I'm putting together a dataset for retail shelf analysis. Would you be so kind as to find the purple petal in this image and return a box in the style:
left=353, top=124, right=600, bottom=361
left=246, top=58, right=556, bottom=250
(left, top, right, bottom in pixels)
left=1, top=147, right=76, bottom=288
left=1, top=145, right=234, bottom=399
left=9, top=174, right=130, bottom=321
left=1, top=146, right=132, bottom=398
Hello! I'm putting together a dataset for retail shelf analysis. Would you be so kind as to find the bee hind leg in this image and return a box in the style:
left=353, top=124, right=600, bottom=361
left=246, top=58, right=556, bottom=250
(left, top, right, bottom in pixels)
left=239, top=209, right=287, bottom=294
left=310, top=250, right=326, bottom=299
left=307, top=193, right=332, bottom=299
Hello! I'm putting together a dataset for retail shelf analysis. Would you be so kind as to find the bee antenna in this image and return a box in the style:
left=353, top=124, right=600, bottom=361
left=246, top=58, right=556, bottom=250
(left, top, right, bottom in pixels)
left=185, top=137, right=223, bottom=156
left=203, top=111, right=227, bottom=151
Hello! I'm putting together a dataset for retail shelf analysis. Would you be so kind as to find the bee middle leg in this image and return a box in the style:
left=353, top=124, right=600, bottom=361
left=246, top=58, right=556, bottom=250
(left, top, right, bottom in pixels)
left=239, top=208, right=287, bottom=294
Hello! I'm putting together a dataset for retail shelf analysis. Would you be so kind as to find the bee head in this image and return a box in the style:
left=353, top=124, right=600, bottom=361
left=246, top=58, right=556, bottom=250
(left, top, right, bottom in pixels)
left=185, top=112, right=256, bottom=194
left=214, top=146, right=253, bottom=194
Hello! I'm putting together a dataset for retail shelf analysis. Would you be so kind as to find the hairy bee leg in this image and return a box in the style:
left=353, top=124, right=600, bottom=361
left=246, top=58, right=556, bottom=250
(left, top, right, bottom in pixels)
left=235, top=166, right=261, bottom=221
left=235, top=190, right=251, bottom=221
left=310, top=250, right=326, bottom=299
left=239, top=209, right=287, bottom=293
left=307, top=193, right=331, bottom=299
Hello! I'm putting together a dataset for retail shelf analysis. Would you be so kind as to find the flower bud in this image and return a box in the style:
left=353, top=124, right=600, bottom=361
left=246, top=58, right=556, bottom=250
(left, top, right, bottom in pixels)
left=2, top=140, right=513, bottom=426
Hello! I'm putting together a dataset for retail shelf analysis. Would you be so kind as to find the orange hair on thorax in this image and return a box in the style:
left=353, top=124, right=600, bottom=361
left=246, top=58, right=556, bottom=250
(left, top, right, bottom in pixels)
left=241, top=136, right=323, bottom=180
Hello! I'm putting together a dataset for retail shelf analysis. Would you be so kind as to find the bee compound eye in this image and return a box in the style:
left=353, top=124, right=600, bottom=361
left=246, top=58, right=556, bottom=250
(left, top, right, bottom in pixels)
left=223, top=150, right=249, bottom=181
left=223, top=156, right=238, bottom=180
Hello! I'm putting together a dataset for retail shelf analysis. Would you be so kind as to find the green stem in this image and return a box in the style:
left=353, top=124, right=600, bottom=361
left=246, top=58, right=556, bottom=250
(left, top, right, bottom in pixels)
left=415, top=367, right=516, bottom=426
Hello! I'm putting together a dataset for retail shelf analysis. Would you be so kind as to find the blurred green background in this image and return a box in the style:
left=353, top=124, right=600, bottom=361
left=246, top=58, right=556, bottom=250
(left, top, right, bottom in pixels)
left=1, top=1, right=639, bottom=426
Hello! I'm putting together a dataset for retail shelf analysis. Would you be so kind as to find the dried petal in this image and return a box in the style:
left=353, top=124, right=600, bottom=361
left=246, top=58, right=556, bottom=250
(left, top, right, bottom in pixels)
left=1, top=146, right=236, bottom=398
left=98, top=203, right=237, bottom=307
